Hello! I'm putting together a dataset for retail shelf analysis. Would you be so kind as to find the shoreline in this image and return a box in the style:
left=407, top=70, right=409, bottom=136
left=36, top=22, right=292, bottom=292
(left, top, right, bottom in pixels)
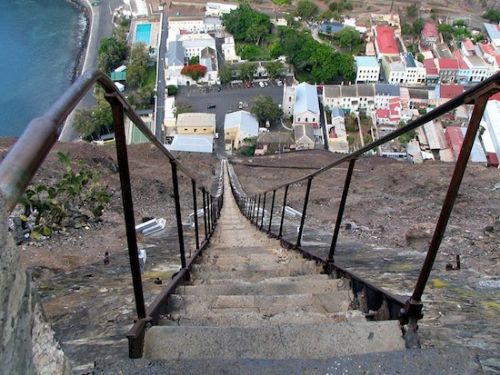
left=66, top=0, right=93, bottom=82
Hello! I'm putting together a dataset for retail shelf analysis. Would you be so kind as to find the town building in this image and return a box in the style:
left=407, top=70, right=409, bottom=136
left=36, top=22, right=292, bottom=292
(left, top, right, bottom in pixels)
left=176, top=113, right=216, bottom=135
left=435, top=84, right=464, bottom=104
left=221, top=37, right=240, bottom=63
left=438, top=58, right=459, bottom=83
left=255, top=132, right=295, bottom=155
left=167, top=135, right=214, bottom=153
left=293, top=124, right=316, bottom=150
left=374, top=98, right=401, bottom=127
left=463, top=55, right=491, bottom=82
left=354, top=56, right=380, bottom=83
left=323, top=84, right=375, bottom=114
left=484, top=22, right=500, bottom=48
left=452, top=50, right=471, bottom=84
left=205, top=2, right=238, bottom=18
left=283, top=82, right=320, bottom=128
left=374, top=84, right=400, bottom=108
left=326, top=107, right=349, bottom=153
left=380, top=53, right=425, bottom=85
left=223, top=111, right=259, bottom=150
left=168, top=16, right=223, bottom=34
left=423, top=58, right=439, bottom=84
left=421, top=21, right=439, bottom=48
left=373, top=25, right=400, bottom=59
left=481, top=97, right=500, bottom=165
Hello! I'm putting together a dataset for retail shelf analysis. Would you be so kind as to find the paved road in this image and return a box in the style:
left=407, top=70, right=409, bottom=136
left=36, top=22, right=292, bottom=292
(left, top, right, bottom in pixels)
left=154, top=9, right=168, bottom=141
left=177, top=83, right=284, bottom=155
left=60, top=0, right=123, bottom=141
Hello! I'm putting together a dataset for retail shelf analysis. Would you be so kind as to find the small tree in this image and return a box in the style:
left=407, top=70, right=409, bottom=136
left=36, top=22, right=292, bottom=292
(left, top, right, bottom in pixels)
left=250, top=96, right=283, bottom=125
left=74, top=99, right=114, bottom=141
left=127, top=43, right=150, bottom=88
left=239, top=62, right=257, bottom=81
left=181, top=64, right=207, bottom=81
left=189, top=56, right=200, bottom=65
left=219, top=64, right=233, bottom=84
left=265, top=61, right=284, bottom=79
left=416, top=53, right=425, bottom=62
left=296, top=0, right=319, bottom=19
left=406, top=3, right=418, bottom=18
left=167, top=85, right=178, bottom=96
left=98, top=37, right=128, bottom=74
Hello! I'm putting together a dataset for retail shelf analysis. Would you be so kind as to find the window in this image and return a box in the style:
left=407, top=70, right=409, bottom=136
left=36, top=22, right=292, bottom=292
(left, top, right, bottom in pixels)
left=305, top=117, right=308, bottom=122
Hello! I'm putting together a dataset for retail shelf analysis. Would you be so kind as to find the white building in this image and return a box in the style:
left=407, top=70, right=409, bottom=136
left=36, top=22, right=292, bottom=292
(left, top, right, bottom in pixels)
left=205, top=2, right=238, bottom=18
left=168, top=16, right=223, bottom=34
left=481, top=98, right=500, bottom=161
left=354, top=56, right=380, bottom=83
left=381, top=54, right=426, bottom=85
left=283, top=82, right=320, bottom=127
left=224, top=111, right=259, bottom=150
left=221, top=37, right=240, bottom=63
left=322, top=84, right=375, bottom=113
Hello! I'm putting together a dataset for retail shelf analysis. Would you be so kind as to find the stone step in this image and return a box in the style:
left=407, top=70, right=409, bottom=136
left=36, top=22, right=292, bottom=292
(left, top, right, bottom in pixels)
left=191, top=260, right=322, bottom=275
left=202, top=246, right=279, bottom=256
left=188, top=274, right=330, bottom=286
left=143, top=321, right=405, bottom=360
left=190, top=268, right=325, bottom=283
left=177, top=278, right=347, bottom=296
left=166, top=292, right=352, bottom=314
left=95, top=347, right=484, bottom=374
left=159, top=310, right=366, bottom=327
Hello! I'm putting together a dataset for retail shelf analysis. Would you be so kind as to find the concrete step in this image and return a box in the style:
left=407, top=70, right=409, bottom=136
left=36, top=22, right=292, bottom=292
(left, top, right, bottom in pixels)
left=188, top=274, right=330, bottom=286
left=191, top=261, right=322, bottom=276
left=143, top=321, right=405, bottom=360
left=95, top=347, right=484, bottom=374
left=177, top=278, right=347, bottom=296
left=202, top=246, right=281, bottom=256
left=159, top=310, right=366, bottom=327
left=166, top=292, right=352, bottom=314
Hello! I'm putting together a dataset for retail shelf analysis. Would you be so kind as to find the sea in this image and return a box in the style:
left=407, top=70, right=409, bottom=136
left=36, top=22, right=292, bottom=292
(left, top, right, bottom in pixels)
left=0, top=0, right=84, bottom=137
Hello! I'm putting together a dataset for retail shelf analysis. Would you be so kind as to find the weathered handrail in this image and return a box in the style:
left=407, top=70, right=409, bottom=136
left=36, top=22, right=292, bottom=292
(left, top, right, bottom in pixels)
left=0, top=69, right=224, bottom=358
left=230, top=72, right=500, bottom=348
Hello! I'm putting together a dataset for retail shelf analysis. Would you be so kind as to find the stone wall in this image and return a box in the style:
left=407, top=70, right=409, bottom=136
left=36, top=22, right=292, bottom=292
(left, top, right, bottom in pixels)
left=0, top=194, right=71, bottom=375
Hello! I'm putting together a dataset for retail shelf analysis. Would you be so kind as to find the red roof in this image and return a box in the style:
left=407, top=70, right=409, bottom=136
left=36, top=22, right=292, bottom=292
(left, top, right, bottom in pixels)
left=421, top=21, right=439, bottom=39
left=479, top=41, right=495, bottom=56
left=496, top=55, right=500, bottom=66
left=440, top=84, right=464, bottom=99
left=424, top=58, right=439, bottom=75
left=463, top=39, right=475, bottom=51
left=375, top=25, right=399, bottom=55
left=445, top=127, right=464, bottom=159
left=452, top=50, right=469, bottom=69
left=438, top=58, right=459, bottom=70
left=376, top=109, right=390, bottom=119
left=490, top=92, right=500, bottom=101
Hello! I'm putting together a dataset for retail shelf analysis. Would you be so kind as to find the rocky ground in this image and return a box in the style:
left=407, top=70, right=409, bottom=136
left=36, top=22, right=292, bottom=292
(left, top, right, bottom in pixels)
left=2, top=138, right=499, bottom=372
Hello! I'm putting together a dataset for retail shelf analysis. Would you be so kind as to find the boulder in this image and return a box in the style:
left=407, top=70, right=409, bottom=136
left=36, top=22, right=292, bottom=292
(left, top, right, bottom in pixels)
left=405, top=222, right=435, bottom=248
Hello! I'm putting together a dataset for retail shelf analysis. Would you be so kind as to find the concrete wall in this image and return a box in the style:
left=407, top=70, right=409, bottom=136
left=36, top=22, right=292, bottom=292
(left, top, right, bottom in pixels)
left=0, top=194, right=71, bottom=375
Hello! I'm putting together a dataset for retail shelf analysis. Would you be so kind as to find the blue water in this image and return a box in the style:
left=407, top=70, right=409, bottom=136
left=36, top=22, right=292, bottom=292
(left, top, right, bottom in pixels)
left=135, top=23, right=152, bottom=45
left=0, top=0, right=82, bottom=137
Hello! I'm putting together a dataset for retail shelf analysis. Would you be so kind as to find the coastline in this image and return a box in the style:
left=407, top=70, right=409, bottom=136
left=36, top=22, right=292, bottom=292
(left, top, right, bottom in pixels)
left=66, top=0, right=93, bottom=81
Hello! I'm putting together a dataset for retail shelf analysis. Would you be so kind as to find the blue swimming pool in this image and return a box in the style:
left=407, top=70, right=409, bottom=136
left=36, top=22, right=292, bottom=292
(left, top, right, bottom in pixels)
left=135, top=23, right=151, bottom=45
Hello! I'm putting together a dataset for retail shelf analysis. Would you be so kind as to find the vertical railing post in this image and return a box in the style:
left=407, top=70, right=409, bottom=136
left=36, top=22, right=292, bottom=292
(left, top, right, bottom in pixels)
left=256, top=194, right=261, bottom=225
left=260, top=192, right=267, bottom=230
left=170, top=161, right=187, bottom=269
left=268, top=190, right=276, bottom=233
left=107, top=94, right=146, bottom=320
left=191, top=180, right=200, bottom=250
left=202, top=188, right=208, bottom=240
left=251, top=197, right=256, bottom=223
left=279, top=185, right=289, bottom=238
left=409, top=96, right=489, bottom=307
left=326, top=159, right=356, bottom=273
left=207, top=194, right=212, bottom=234
left=296, top=178, right=312, bottom=247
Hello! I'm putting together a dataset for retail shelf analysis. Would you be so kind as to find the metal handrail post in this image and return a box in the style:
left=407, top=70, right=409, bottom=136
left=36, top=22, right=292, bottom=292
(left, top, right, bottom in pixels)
left=268, top=190, right=276, bottom=233
left=296, top=178, right=312, bottom=247
left=107, top=94, right=146, bottom=319
left=256, top=194, right=261, bottom=225
left=170, top=161, right=187, bottom=269
left=260, top=192, right=267, bottom=230
left=278, top=186, right=289, bottom=238
left=202, top=188, right=208, bottom=240
left=410, top=95, right=489, bottom=306
left=326, top=159, right=356, bottom=272
left=192, top=180, right=200, bottom=250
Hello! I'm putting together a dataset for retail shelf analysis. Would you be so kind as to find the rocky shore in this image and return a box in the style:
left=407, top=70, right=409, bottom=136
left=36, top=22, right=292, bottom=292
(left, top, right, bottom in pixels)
left=66, top=0, right=91, bottom=82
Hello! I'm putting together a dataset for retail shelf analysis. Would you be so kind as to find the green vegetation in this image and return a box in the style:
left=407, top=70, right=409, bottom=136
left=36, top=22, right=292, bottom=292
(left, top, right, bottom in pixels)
left=181, top=64, right=208, bottom=81
left=416, top=53, right=424, bottom=62
left=331, top=26, right=363, bottom=52
left=167, top=85, right=177, bottom=96
left=296, top=0, right=319, bottom=20
left=74, top=97, right=114, bottom=141
left=127, top=43, right=150, bottom=88
left=223, top=5, right=272, bottom=45
left=328, top=0, right=353, bottom=12
left=278, top=27, right=355, bottom=83
left=265, top=61, right=284, bottom=79
left=219, top=64, right=233, bottom=83
left=271, top=0, right=291, bottom=5
left=398, top=121, right=416, bottom=145
left=482, top=8, right=500, bottom=23
left=438, top=21, right=471, bottom=43
left=189, top=56, right=200, bottom=65
left=19, top=152, right=111, bottom=238
left=239, top=62, right=257, bottom=80
left=250, top=95, right=283, bottom=125
left=98, top=37, right=128, bottom=74
left=406, top=3, right=418, bottom=18
left=237, top=43, right=270, bottom=61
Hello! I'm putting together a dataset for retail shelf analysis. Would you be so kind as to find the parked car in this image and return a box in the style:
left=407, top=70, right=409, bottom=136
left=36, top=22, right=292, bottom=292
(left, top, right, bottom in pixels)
left=238, top=101, right=243, bottom=109
left=259, top=81, right=265, bottom=88
left=214, top=132, right=219, bottom=139
left=207, top=104, right=216, bottom=109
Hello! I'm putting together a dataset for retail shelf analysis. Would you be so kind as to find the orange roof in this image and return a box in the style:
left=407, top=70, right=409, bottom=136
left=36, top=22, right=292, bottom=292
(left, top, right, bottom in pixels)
left=375, top=25, right=399, bottom=55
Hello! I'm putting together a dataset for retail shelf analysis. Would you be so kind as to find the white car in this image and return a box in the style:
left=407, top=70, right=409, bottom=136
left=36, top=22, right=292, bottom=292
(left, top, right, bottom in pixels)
left=259, top=81, right=265, bottom=88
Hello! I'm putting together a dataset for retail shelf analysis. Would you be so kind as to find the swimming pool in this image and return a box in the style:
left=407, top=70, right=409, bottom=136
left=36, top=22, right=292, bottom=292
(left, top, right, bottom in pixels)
left=135, top=23, right=151, bottom=45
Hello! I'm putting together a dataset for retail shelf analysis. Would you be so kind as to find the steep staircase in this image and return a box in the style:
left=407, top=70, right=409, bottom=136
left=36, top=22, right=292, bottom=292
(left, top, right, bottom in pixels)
left=142, top=166, right=405, bottom=361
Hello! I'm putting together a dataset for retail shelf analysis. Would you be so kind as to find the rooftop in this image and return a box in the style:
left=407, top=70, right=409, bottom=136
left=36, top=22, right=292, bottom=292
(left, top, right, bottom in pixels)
left=167, top=41, right=185, bottom=66
left=421, top=21, right=439, bottom=39
left=423, top=58, right=439, bottom=76
left=438, top=58, right=459, bottom=70
left=257, top=131, right=294, bottom=145
left=224, top=111, right=259, bottom=135
left=294, top=123, right=315, bottom=141
left=484, top=22, right=500, bottom=44
left=451, top=50, right=469, bottom=69
left=466, top=55, right=488, bottom=67
left=404, top=53, right=417, bottom=68
left=375, top=25, right=399, bottom=55
left=375, top=83, right=400, bottom=97
left=439, top=84, right=464, bottom=99
left=177, top=113, right=216, bottom=128
left=168, top=134, right=213, bottom=153
left=462, top=39, right=475, bottom=51
left=354, top=56, right=379, bottom=68
left=294, top=83, right=320, bottom=115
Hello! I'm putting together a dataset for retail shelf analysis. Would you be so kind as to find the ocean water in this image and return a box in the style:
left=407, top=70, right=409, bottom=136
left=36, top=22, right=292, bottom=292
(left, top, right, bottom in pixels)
left=0, top=0, right=83, bottom=137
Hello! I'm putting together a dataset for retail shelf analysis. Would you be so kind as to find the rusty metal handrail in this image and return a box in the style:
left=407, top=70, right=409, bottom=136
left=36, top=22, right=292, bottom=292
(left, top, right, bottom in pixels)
left=230, top=72, right=500, bottom=348
left=0, top=69, right=225, bottom=358
left=0, top=70, right=211, bottom=213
